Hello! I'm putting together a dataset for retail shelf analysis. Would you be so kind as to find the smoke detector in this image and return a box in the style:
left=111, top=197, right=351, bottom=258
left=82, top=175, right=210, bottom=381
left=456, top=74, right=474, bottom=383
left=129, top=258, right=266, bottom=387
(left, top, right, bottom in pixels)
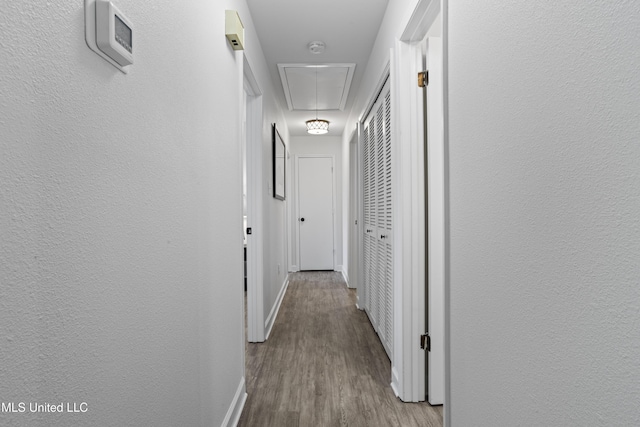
left=308, top=41, right=326, bottom=54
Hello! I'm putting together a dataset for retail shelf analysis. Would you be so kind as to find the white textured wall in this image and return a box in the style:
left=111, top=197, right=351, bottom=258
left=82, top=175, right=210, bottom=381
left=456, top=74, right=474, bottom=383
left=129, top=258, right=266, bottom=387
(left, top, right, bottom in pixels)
left=289, top=136, right=343, bottom=272
left=447, top=1, right=640, bottom=425
left=261, top=119, right=290, bottom=322
left=0, top=1, right=254, bottom=425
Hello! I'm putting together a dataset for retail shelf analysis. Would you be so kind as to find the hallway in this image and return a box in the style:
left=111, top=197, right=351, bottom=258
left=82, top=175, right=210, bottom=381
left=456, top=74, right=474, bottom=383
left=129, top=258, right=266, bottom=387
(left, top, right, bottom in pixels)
left=239, top=272, right=443, bottom=427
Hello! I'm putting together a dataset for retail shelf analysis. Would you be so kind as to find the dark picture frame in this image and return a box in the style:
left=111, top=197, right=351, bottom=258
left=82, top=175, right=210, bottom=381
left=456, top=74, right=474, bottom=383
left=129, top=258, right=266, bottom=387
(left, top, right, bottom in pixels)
left=272, top=124, right=286, bottom=201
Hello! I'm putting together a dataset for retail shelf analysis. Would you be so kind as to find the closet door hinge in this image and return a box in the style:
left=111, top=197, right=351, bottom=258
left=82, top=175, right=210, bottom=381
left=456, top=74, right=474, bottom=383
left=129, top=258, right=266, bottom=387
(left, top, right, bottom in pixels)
left=420, top=333, right=431, bottom=351
left=418, top=71, right=429, bottom=88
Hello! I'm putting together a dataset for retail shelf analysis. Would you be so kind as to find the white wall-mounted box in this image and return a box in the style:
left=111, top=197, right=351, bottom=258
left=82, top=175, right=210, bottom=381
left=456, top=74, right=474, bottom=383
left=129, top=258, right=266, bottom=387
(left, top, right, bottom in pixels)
left=225, top=10, right=244, bottom=51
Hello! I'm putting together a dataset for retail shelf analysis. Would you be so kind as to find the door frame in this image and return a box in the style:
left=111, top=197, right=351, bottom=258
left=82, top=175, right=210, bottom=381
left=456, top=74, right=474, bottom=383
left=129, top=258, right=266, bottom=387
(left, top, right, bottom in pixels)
left=347, top=130, right=360, bottom=289
left=295, top=154, right=337, bottom=271
left=424, top=35, right=445, bottom=406
left=389, top=0, right=441, bottom=403
left=350, top=0, right=442, bottom=403
left=243, top=54, right=266, bottom=343
left=355, top=122, right=366, bottom=309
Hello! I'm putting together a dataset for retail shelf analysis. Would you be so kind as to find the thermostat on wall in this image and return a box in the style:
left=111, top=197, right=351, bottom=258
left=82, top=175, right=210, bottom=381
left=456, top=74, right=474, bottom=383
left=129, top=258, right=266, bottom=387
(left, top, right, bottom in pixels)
left=85, top=0, right=133, bottom=73
left=96, top=1, right=133, bottom=66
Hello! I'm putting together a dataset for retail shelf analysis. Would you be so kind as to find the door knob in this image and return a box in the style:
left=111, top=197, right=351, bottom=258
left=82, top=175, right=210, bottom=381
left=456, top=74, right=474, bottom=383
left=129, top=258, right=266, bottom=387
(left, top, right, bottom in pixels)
left=300, top=218, right=305, bottom=222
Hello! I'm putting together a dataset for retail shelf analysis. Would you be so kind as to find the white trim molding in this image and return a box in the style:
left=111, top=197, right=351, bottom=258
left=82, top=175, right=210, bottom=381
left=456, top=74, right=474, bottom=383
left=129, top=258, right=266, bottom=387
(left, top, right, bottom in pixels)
left=390, top=366, right=402, bottom=398
left=442, top=0, right=451, bottom=423
left=264, top=275, right=290, bottom=340
left=221, top=377, right=247, bottom=427
left=391, top=0, right=440, bottom=403
left=338, top=265, right=349, bottom=287
left=390, top=39, right=427, bottom=401
left=356, top=122, right=365, bottom=310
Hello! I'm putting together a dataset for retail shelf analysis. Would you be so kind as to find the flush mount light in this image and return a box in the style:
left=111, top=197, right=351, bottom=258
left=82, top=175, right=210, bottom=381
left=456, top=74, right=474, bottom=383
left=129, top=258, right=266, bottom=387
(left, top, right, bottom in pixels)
left=308, top=41, right=325, bottom=54
left=306, top=66, right=330, bottom=135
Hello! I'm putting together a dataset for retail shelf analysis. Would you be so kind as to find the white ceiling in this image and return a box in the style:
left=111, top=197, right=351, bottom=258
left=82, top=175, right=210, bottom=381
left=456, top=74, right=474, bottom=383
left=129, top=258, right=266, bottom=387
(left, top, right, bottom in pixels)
left=246, top=0, right=390, bottom=136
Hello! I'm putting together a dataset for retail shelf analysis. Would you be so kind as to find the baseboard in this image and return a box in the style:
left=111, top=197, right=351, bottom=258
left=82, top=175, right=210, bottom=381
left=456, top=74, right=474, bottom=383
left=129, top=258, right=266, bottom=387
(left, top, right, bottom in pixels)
left=391, top=366, right=402, bottom=400
left=221, top=376, right=247, bottom=427
left=290, top=265, right=299, bottom=272
left=264, top=275, right=289, bottom=340
left=338, top=266, right=357, bottom=289
left=339, top=267, right=348, bottom=285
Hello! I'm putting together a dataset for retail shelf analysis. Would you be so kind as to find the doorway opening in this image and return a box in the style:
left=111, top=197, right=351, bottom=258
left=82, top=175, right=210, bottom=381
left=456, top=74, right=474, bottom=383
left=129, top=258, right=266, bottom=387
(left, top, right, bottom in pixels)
left=397, top=0, right=444, bottom=406
left=243, top=57, right=265, bottom=343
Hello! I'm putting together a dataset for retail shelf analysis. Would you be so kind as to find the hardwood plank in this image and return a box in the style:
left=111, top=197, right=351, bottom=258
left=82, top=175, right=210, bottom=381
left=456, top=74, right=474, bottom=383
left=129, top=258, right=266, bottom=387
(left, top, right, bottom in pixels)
left=239, top=271, right=443, bottom=427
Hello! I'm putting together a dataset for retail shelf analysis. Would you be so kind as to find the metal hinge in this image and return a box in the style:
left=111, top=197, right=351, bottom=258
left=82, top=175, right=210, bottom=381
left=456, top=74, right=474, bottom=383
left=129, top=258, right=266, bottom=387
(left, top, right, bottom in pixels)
left=420, top=333, right=431, bottom=351
left=418, top=71, right=429, bottom=88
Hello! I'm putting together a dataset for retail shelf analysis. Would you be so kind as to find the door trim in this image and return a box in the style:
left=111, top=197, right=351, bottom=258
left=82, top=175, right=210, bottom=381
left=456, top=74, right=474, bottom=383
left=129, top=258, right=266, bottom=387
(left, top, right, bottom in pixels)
left=243, top=54, right=266, bottom=343
left=390, top=33, right=426, bottom=403
left=424, top=36, right=445, bottom=406
left=389, top=0, right=441, bottom=403
left=442, top=1, right=452, bottom=422
left=355, top=122, right=365, bottom=309
left=347, top=131, right=360, bottom=289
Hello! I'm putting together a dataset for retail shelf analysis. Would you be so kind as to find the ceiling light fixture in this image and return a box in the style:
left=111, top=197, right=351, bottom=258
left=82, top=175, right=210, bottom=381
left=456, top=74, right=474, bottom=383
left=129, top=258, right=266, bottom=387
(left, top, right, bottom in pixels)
left=306, top=66, right=329, bottom=135
left=306, top=118, right=330, bottom=135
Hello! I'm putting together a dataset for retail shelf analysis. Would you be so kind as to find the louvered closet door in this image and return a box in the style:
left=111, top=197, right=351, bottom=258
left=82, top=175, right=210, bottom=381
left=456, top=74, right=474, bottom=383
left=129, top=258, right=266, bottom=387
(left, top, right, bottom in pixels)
left=374, top=97, right=386, bottom=344
left=380, top=89, right=393, bottom=347
left=362, top=78, right=392, bottom=359
left=363, top=111, right=378, bottom=331
left=363, top=124, right=372, bottom=319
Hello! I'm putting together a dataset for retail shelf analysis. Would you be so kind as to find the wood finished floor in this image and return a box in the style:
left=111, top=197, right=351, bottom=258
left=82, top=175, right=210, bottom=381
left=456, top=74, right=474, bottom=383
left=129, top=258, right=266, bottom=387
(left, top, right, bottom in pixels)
left=239, top=271, right=443, bottom=427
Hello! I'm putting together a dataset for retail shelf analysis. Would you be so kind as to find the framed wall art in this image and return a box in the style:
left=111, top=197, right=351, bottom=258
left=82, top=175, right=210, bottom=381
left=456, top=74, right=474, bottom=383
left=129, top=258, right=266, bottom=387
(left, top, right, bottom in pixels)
left=272, top=124, right=285, bottom=201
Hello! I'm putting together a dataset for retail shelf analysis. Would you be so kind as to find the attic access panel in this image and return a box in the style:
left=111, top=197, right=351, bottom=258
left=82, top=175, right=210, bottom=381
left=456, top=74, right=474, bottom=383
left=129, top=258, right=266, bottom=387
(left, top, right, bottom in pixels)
left=278, top=63, right=356, bottom=111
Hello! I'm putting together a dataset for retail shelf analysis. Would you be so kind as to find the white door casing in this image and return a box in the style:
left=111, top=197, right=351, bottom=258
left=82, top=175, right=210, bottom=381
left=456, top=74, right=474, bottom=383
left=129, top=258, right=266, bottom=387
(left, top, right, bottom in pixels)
left=347, top=132, right=360, bottom=289
left=388, top=0, right=441, bottom=403
left=297, top=156, right=335, bottom=270
left=243, top=55, right=265, bottom=343
left=426, top=36, right=445, bottom=406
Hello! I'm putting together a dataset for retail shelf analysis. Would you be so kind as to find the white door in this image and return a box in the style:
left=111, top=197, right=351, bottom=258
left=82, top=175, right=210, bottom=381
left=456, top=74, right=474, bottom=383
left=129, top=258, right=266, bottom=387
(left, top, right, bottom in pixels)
left=297, top=156, right=334, bottom=270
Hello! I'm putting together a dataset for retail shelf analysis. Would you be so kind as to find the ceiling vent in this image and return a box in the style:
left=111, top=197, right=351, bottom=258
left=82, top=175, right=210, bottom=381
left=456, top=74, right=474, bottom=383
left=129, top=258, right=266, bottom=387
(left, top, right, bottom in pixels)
left=277, top=63, right=356, bottom=111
